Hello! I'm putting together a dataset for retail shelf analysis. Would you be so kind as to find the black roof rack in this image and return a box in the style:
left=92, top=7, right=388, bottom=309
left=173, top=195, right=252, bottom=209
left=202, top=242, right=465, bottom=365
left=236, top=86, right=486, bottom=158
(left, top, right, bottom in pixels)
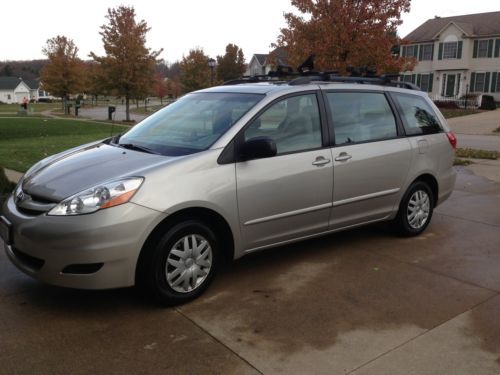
left=223, top=55, right=420, bottom=91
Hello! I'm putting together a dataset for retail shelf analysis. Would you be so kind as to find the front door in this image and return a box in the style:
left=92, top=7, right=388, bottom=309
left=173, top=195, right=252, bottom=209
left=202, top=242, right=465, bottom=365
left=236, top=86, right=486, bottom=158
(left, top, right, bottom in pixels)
left=236, top=93, right=333, bottom=250
left=445, top=74, right=456, bottom=97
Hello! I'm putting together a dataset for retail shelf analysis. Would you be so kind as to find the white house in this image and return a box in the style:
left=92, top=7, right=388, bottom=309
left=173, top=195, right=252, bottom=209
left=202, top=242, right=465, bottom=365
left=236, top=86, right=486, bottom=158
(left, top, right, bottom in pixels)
left=245, top=48, right=288, bottom=76
left=0, top=77, right=31, bottom=104
left=25, top=79, right=43, bottom=102
left=400, top=11, right=500, bottom=101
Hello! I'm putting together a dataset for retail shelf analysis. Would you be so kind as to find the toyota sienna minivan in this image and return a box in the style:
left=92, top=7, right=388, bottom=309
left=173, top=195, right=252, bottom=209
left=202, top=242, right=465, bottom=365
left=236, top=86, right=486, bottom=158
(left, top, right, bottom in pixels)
left=1, top=75, right=457, bottom=305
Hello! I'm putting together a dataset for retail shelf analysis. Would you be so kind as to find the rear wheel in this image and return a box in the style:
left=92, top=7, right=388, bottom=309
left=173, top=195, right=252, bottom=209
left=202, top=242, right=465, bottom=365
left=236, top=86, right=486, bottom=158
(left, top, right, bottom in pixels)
left=394, top=181, right=434, bottom=236
left=137, top=220, right=219, bottom=306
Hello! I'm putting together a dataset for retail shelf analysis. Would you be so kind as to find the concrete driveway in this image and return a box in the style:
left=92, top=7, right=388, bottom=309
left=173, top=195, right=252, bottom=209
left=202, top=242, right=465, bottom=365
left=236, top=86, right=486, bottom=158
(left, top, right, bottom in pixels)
left=1, top=168, right=499, bottom=374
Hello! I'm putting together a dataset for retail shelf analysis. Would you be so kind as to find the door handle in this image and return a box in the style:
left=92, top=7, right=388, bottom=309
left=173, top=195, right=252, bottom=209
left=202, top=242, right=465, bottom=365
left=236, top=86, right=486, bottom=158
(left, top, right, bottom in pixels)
left=335, top=152, right=352, bottom=162
left=312, top=156, right=331, bottom=166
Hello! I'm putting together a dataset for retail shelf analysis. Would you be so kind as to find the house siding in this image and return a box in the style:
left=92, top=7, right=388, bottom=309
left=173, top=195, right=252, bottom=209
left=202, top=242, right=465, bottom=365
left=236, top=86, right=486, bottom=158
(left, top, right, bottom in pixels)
left=401, top=18, right=500, bottom=101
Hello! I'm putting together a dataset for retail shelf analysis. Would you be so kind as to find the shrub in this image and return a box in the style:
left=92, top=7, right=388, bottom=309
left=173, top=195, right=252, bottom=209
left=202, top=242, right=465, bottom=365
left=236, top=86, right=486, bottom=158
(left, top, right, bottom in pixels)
left=433, top=100, right=459, bottom=109
left=479, top=95, right=496, bottom=110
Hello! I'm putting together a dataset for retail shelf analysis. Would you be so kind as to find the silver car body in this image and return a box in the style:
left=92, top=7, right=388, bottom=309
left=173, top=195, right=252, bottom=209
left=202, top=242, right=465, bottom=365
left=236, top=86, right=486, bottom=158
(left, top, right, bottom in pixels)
left=1, top=82, right=456, bottom=289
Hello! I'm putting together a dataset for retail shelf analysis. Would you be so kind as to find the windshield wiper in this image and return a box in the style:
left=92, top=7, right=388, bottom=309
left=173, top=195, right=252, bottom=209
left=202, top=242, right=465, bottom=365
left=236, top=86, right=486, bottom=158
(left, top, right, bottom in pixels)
left=119, top=143, right=159, bottom=154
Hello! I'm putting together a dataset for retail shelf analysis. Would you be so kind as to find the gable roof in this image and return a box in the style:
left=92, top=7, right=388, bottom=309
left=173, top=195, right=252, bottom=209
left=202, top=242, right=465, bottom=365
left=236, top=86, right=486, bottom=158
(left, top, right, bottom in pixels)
left=0, top=77, right=24, bottom=90
left=24, top=79, right=40, bottom=90
left=404, top=11, right=500, bottom=42
left=250, top=48, right=289, bottom=67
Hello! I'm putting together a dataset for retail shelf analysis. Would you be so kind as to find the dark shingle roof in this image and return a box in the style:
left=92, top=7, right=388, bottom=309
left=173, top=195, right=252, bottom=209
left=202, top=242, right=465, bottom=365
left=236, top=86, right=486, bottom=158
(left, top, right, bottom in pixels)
left=0, top=77, right=23, bottom=90
left=252, top=48, right=288, bottom=66
left=404, top=11, right=500, bottom=42
left=24, top=79, right=40, bottom=90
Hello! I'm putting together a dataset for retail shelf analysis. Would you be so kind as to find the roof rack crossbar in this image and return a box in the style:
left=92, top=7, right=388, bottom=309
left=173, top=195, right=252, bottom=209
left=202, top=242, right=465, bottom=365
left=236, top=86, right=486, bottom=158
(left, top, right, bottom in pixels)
left=223, top=55, right=420, bottom=91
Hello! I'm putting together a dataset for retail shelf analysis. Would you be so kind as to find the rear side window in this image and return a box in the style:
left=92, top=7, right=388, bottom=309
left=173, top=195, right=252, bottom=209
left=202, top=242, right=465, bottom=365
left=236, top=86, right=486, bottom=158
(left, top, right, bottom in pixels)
left=392, top=93, right=442, bottom=135
left=326, top=92, right=397, bottom=145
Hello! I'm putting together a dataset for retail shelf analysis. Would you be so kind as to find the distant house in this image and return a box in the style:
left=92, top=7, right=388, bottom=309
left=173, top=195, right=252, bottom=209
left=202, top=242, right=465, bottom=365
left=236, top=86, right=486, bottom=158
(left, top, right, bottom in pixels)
left=245, top=48, right=288, bottom=76
left=399, top=11, right=500, bottom=100
left=0, top=77, right=31, bottom=104
left=24, top=79, right=45, bottom=102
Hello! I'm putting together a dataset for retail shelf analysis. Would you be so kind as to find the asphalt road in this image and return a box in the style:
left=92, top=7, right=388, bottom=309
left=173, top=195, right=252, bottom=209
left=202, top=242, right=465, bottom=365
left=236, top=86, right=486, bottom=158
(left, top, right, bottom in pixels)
left=1, top=168, right=499, bottom=374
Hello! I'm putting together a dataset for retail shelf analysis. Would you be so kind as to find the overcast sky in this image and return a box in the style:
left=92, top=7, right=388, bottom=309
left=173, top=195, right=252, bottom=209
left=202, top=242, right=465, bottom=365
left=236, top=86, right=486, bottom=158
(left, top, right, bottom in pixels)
left=1, top=0, right=498, bottom=64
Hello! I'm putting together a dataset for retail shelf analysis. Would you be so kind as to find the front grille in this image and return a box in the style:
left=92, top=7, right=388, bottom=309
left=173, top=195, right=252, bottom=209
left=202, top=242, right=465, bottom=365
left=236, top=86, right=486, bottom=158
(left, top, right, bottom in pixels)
left=12, top=248, right=45, bottom=270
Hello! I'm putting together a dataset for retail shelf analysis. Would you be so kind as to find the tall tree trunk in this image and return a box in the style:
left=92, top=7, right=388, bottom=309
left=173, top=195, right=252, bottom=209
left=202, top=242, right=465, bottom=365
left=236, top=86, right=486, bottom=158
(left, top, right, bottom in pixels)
left=125, top=96, right=130, bottom=122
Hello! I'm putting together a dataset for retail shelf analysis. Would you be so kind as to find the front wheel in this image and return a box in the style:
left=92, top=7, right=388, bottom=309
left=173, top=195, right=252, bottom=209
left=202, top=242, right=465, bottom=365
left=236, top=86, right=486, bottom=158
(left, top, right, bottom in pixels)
left=137, top=220, right=219, bottom=306
left=394, top=181, right=434, bottom=236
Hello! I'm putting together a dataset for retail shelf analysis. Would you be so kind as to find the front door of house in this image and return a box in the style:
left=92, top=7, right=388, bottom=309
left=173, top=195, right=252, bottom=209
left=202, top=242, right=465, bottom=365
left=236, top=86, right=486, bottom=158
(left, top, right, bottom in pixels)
left=445, top=74, right=456, bottom=97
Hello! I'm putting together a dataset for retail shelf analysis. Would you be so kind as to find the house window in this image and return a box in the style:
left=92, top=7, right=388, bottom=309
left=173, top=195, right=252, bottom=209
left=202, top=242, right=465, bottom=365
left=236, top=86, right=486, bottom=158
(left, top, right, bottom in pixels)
left=405, top=45, right=418, bottom=58
left=7, top=94, right=11, bottom=100
left=496, top=73, right=500, bottom=92
left=403, top=45, right=418, bottom=58
left=421, top=44, right=433, bottom=60
left=443, top=42, right=458, bottom=59
left=477, top=40, right=489, bottom=58
left=420, top=74, right=430, bottom=92
left=474, top=73, right=486, bottom=92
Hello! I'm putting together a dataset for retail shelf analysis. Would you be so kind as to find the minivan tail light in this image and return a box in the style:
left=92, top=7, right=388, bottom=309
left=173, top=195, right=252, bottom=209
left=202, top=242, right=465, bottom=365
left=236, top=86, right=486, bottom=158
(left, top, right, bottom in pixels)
left=446, top=132, right=457, bottom=150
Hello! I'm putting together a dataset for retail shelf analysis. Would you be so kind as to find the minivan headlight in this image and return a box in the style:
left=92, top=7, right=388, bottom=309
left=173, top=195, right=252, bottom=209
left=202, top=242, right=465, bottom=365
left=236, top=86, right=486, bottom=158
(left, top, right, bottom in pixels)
left=48, top=177, right=144, bottom=216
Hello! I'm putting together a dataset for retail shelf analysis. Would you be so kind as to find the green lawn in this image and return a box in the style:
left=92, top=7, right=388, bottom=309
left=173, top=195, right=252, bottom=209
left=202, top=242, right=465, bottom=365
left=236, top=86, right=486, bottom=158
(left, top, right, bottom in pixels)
left=0, top=118, right=127, bottom=172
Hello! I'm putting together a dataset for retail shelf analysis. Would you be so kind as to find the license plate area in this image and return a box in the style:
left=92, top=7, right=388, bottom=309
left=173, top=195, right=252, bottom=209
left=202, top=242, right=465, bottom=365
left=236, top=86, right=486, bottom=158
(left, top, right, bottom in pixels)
left=0, top=216, right=12, bottom=245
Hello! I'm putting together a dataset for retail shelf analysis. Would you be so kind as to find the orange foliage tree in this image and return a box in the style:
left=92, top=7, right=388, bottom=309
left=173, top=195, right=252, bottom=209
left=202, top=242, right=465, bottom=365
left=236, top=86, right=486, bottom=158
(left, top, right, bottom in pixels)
left=180, top=48, right=211, bottom=93
left=90, top=6, right=162, bottom=121
left=275, top=0, right=415, bottom=74
left=40, top=36, right=86, bottom=101
left=216, top=44, right=246, bottom=82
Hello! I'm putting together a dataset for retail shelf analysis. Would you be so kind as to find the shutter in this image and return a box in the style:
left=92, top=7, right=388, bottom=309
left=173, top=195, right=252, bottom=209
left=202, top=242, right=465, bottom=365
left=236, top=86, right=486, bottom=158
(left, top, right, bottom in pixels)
left=473, top=40, right=478, bottom=58
left=495, top=39, right=500, bottom=58
left=491, top=72, right=498, bottom=92
left=402, top=46, right=407, bottom=57
left=418, top=45, right=423, bottom=61
left=470, top=72, right=476, bottom=91
left=487, top=39, right=494, bottom=58
left=411, top=74, right=416, bottom=84
left=438, top=43, right=443, bottom=60
left=429, top=73, right=434, bottom=92
left=485, top=72, right=491, bottom=92
left=457, top=41, right=463, bottom=59
left=416, top=74, right=421, bottom=86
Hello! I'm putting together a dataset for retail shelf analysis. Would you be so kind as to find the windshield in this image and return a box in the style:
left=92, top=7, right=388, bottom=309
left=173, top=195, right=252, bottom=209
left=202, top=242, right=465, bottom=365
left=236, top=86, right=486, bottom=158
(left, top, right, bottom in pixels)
left=117, top=92, right=264, bottom=156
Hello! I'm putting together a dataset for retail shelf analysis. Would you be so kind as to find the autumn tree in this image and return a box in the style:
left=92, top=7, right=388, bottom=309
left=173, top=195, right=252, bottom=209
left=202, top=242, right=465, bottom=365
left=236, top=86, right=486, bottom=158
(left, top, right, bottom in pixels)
left=90, top=6, right=162, bottom=121
left=180, top=48, right=211, bottom=93
left=153, top=74, right=168, bottom=103
left=216, top=44, right=246, bottom=82
left=40, top=36, right=86, bottom=101
left=275, top=0, right=415, bottom=74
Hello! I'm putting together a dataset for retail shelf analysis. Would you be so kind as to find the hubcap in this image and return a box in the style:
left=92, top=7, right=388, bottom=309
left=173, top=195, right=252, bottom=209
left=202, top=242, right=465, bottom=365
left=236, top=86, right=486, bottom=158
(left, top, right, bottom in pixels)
left=407, top=190, right=430, bottom=229
left=166, top=234, right=212, bottom=293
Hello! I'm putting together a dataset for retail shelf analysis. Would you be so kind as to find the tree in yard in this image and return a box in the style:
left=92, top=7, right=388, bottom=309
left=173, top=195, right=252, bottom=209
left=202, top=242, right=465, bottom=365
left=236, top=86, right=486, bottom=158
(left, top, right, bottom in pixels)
left=180, top=48, right=211, bottom=93
left=216, top=44, right=246, bottom=82
left=40, top=36, right=86, bottom=102
left=153, top=74, right=168, bottom=103
left=274, top=0, right=415, bottom=74
left=90, top=6, right=162, bottom=121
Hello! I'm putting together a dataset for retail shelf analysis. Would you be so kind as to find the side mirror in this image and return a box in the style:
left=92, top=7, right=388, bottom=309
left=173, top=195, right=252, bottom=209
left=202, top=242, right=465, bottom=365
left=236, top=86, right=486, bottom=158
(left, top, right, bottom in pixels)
left=239, top=137, right=277, bottom=161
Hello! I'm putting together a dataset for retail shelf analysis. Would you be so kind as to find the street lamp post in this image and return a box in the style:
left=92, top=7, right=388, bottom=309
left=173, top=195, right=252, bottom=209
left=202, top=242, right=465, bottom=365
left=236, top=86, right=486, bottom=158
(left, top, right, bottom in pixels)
left=208, top=58, right=216, bottom=86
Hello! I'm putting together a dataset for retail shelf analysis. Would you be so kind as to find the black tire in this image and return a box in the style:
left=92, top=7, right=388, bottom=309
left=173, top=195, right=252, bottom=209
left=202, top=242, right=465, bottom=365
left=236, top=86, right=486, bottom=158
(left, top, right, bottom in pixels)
left=137, top=220, right=219, bottom=306
left=394, top=181, right=434, bottom=237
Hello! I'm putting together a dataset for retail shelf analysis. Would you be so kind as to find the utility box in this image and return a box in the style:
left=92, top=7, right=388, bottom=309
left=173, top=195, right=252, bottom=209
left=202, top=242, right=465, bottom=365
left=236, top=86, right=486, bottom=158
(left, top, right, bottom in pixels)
left=108, top=106, right=116, bottom=120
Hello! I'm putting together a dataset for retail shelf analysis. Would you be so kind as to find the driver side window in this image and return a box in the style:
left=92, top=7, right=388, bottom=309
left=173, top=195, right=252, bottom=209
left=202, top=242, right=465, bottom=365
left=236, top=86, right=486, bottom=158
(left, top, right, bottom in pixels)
left=243, top=94, right=322, bottom=155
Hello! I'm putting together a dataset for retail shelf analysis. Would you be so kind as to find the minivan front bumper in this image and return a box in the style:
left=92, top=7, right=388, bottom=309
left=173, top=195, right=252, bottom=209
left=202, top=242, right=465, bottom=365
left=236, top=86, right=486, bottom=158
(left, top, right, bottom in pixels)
left=1, top=195, right=166, bottom=289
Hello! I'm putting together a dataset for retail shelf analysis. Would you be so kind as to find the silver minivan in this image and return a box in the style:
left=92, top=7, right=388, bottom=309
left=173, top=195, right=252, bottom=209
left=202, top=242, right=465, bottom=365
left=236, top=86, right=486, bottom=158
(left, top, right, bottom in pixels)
left=1, top=78, right=457, bottom=305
